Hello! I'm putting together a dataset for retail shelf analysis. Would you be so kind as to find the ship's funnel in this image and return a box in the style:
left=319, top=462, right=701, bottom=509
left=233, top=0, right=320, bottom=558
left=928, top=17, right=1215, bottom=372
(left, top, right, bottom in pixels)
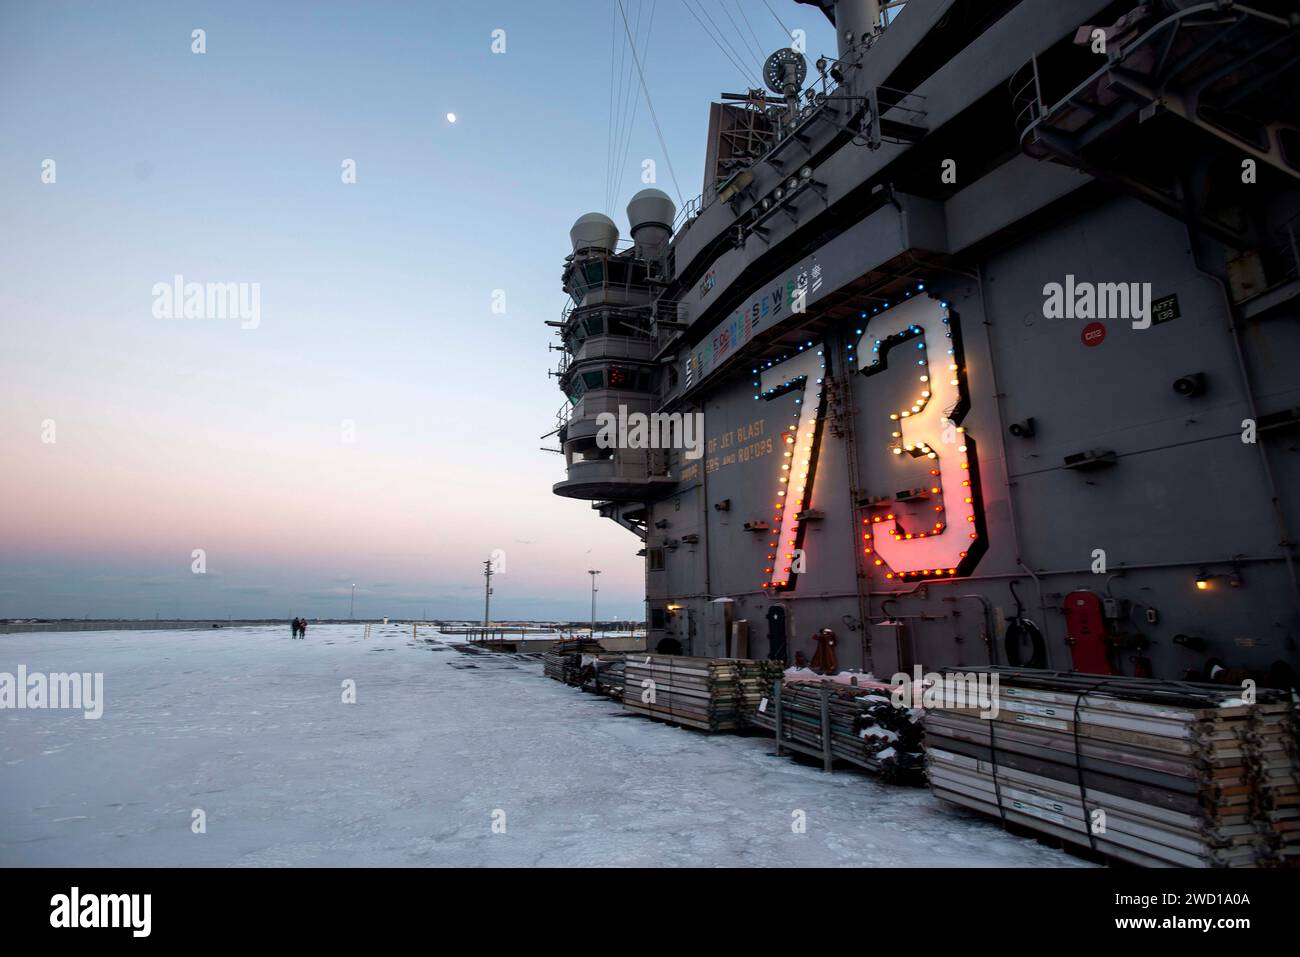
left=570, top=212, right=619, bottom=255
left=834, top=0, right=882, bottom=58
left=626, top=188, right=675, bottom=259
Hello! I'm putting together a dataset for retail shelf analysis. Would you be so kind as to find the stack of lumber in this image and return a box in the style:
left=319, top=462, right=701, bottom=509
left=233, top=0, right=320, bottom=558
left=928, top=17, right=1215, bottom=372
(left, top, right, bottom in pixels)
left=623, top=656, right=783, bottom=731
left=924, top=666, right=1299, bottom=867
left=1251, top=698, right=1300, bottom=864
left=542, top=651, right=569, bottom=683
left=739, top=660, right=786, bottom=719
left=542, top=638, right=604, bottom=686
left=580, top=655, right=626, bottom=701
left=750, top=677, right=926, bottom=782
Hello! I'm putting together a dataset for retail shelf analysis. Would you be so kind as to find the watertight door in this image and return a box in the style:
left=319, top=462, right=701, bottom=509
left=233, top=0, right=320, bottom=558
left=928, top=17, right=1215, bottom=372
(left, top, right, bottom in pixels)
left=766, top=606, right=787, bottom=664
left=1064, top=590, right=1114, bottom=675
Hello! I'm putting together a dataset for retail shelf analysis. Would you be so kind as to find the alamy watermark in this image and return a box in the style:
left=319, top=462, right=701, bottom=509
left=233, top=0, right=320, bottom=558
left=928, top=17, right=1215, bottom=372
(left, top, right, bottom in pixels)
left=50, top=887, right=150, bottom=937
left=1043, top=275, right=1152, bottom=329
left=152, top=274, right=261, bottom=329
left=595, top=405, right=704, bottom=460
left=0, top=667, right=104, bottom=719
left=890, top=665, right=1000, bottom=719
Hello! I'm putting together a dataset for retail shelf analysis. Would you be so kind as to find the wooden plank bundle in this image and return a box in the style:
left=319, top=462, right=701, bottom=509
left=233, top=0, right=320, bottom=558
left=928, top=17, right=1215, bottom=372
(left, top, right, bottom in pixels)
left=542, top=651, right=570, bottom=683
left=579, top=655, right=626, bottom=701
left=542, top=638, right=605, bottom=686
left=924, top=666, right=1299, bottom=868
left=623, top=656, right=782, bottom=732
left=750, top=678, right=926, bottom=782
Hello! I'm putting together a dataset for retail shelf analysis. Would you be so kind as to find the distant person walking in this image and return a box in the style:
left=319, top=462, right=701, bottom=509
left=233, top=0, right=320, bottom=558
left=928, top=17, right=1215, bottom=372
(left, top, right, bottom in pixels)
left=290, top=618, right=300, bottom=639
left=299, top=618, right=308, bottom=639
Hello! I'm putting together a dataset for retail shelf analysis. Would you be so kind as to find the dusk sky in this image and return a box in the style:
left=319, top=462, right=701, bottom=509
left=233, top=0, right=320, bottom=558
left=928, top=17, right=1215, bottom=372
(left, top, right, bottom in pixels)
left=0, top=1, right=836, bottom=620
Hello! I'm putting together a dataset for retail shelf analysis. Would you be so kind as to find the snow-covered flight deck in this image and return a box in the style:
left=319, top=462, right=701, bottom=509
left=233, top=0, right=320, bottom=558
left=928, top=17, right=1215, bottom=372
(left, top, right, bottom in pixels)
left=0, top=624, right=1087, bottom=867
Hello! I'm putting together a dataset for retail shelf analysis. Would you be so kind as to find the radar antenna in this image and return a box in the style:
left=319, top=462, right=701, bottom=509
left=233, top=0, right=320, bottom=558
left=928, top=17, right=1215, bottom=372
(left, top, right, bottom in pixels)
left=763, top=48, right=808, bottom=124
left=763, top=47, right=807, bottom=96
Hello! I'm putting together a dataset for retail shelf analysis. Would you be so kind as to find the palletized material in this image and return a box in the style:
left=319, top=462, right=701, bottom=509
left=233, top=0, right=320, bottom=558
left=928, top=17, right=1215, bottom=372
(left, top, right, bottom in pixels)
left=580, top=655, right=625, bottom=701
left=750, top=676, right=925, bottom=781
left=623, top=655, right=782, bottom=732
left=542, top=638, right=605, bottom=686
left=925, top=667, right=1299, bottom=867
left=541, top=651, right=569, bottom=683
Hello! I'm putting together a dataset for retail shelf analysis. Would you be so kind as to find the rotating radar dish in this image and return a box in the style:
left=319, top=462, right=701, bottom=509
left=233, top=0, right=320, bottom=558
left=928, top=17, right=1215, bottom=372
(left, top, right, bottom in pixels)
left=763, top=48, right=807, bottom=95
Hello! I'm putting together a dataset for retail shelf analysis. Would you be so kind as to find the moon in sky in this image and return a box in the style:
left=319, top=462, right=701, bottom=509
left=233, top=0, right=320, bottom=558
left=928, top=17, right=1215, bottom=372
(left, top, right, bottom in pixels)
left=446, top=112, right=457, bottom=123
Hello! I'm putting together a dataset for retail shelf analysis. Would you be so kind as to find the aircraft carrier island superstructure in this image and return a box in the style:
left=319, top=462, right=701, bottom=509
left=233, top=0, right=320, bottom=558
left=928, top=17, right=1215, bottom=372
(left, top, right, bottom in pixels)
left=547, top=0, right=1300, bottom=685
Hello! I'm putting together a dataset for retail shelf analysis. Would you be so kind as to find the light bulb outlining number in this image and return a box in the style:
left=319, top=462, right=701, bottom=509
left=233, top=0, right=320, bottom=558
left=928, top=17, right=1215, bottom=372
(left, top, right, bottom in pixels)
left=856, top=298, right=988, bottom=583
left=758, top=347, right=826, bottom=591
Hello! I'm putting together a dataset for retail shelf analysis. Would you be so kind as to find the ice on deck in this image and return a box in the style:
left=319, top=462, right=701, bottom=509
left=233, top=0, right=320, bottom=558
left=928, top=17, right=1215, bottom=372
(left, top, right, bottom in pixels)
left=0, top=624, right=1089, bottom=867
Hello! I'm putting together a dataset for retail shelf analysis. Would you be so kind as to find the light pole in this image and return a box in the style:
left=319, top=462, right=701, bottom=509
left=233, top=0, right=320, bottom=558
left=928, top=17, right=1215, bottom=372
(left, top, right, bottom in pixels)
left=483, top=559, right=494, bottom=629
left=350, top=583, right=356, bottom=620
left=588, top=569, right=600, bottom=638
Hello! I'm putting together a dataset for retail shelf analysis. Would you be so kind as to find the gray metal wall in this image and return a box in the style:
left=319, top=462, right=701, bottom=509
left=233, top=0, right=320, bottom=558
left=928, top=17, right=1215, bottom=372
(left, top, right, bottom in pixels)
left=647, top=193, right=1299, bottom=681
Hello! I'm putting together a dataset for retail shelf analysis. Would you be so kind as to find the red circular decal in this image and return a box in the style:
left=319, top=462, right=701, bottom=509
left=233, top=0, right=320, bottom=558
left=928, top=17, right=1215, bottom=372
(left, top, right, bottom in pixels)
left=1081, top=322, right=1106, bottom=347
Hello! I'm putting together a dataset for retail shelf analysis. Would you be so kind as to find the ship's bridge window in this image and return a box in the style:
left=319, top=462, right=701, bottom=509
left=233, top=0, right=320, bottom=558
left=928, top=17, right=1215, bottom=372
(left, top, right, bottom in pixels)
left=607, top=365, right=651, bottom=391
left=607, top=315, right=642, bottom=337
left=572, top=365, right=653, bottom=393
left=570, top=443, right=613, bottom=464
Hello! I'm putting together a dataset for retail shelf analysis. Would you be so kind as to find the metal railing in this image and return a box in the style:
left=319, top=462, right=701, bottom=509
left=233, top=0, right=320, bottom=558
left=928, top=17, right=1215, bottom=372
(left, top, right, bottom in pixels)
left=1009, top=55, right=1044, bottom=143
left=554, top=334, right=656, bottom=378
left=674, top=193, right=703, bottom=233
left=550, top=388, right=659, bottom=441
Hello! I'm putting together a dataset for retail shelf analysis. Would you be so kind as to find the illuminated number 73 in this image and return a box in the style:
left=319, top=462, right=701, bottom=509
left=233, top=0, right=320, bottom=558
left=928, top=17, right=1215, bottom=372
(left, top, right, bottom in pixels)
left=854, top=298, right=988, bottom=582
left=756, top=345, right=826, bottom=591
